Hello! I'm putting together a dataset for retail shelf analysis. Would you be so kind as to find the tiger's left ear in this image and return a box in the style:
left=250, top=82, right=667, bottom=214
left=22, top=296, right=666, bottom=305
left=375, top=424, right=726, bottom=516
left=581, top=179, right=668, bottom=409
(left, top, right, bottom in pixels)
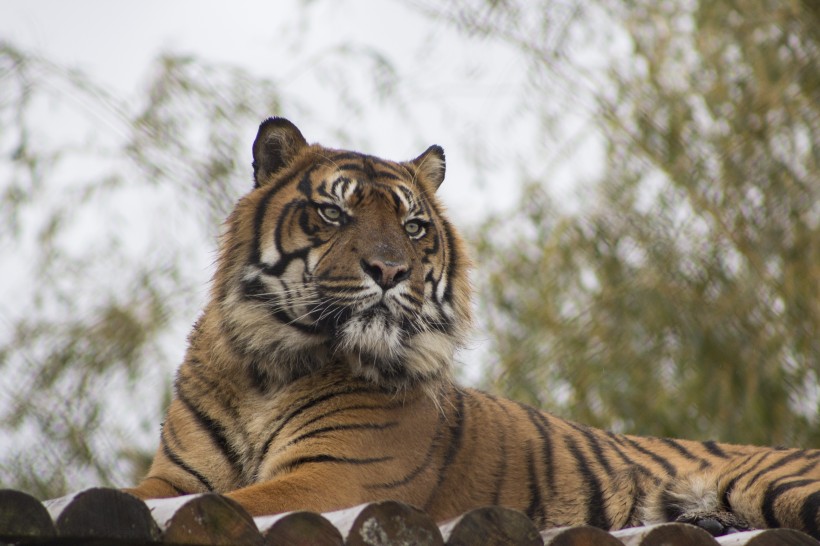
left=410, top=145, right=446, bottom=191
left=252, top=117, right=309, bottom=188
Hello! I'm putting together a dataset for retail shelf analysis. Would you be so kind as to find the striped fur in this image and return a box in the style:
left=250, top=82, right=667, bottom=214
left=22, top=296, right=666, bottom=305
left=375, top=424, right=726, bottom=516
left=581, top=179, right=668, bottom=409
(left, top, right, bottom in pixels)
left=127, top=118, right=820, bottom=537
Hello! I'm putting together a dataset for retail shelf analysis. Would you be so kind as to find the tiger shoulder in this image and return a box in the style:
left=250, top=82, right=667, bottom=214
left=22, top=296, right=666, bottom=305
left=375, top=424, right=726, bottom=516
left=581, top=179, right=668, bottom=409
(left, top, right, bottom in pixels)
left=125, top=117, right=820, bottom=539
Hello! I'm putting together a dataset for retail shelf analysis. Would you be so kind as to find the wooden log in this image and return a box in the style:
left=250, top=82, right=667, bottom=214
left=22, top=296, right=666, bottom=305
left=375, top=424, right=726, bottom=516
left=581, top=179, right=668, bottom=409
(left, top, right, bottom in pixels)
left=146, top=493, right=262, bottom=545
left=43, top=487, right=160, bottom=542
left=540, top=525, right=623, bottom=546
left=323, top=500, right=444, bottom=546
left=254, top=511, right=344, bottom=546
left=716, top=528, right=820, bottom=546
left=0, top=489, right=56, bottom=542
left=440, top=506, right=543, bottom=546
left=612, top=522, right=719, bottom=546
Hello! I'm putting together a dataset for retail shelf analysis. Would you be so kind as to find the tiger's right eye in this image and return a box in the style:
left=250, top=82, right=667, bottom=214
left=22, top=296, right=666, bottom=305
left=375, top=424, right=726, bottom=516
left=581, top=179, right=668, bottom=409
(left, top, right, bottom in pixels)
left=318, top=204, right=343, bottom=223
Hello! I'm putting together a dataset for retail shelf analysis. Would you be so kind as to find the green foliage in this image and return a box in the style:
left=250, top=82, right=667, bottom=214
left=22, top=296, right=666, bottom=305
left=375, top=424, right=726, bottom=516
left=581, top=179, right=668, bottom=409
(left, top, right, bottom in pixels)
left=472, top=0, right=820, bottom=446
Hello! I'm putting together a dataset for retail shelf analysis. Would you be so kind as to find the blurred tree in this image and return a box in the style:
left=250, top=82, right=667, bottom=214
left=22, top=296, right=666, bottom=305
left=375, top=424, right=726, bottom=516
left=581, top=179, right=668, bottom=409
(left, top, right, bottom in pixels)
left=440, top=0, right=820, bottom=446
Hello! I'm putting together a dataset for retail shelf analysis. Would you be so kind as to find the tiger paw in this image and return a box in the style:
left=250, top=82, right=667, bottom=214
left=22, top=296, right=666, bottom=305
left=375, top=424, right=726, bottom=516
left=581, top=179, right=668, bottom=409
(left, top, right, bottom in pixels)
left=675, top=511, right=751, bottom=537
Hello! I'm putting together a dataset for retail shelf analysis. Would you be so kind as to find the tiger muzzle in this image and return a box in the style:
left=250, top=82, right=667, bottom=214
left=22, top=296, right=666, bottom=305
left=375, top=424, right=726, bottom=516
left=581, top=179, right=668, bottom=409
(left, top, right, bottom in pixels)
left=361, top=258, right=410, bottom=290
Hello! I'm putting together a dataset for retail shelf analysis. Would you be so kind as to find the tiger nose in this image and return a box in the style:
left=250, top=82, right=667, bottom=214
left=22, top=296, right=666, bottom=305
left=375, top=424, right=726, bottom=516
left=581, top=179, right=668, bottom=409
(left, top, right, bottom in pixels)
left=361, top=259, right=410, bottom=289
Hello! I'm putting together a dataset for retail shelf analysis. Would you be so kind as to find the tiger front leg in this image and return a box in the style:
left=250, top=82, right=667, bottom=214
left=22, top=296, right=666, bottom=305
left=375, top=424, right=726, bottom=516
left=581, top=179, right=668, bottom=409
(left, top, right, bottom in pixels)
left=642, top=472, right=752, bottom=536
left=645, top=449, right=820, bottom=539
left=224, top=464, right=387, bottom=517
left=125, top=476, right=189, bottom=501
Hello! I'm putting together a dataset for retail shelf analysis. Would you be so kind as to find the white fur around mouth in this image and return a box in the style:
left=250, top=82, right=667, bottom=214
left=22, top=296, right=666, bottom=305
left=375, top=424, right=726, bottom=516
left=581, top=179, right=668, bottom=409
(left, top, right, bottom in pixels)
left=338, top=305, right=403, bottom=359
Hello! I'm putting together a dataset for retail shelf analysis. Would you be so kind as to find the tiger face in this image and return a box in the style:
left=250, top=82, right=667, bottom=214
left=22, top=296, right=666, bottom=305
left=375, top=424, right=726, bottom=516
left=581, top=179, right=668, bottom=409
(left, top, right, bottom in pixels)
left=214, top=118, right=471, bottom=391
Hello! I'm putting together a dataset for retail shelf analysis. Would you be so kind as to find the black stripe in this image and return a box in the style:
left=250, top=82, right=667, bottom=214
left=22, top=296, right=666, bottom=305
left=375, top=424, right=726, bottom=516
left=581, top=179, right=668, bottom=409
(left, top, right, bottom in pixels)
left=336, top=162, right=367, bottom=172
left=423, top=388, right=465, bottom=510
left=288, top=421, right=399, bottom=446
left=518, top=404, right=556, bottom=494
left=271, top=454, right=393, bottom=476
left=619, top=436, right=677, bottom=477
left=566, top=435, right=610, bottom=529
left=372, top=159, right=407, bottom=179
left=721, top=451, right=773, bottom=510
left=490, top=428, right=508, bottom=505
left=721, top=475, right=739, bottom=511
left=328, top=151, right=367, bottom=162
left=389, top=189, right=404, bottom=213
left=250, top=165, right=318, bottom=264
left=440, top=389, right=466, bottom=471
left=762, top=479, right=815, bottom=528
left=605, top=431, right=653, bottom=477
left=800, top=490, right=820, bottom=538
left=568, top=422, right=614, bottom=474
left=477, top=392, right=509, bottom=506
left=145, top=475, right=187, bottom=496
left=745, top=450, right=807, bottom=491
left=702, top=440, right=729, bottom=458
left=366, top=413, right=445, bottom=491
left=312, top=235, right=344, bottom=270
left=659, top=485, right=685, bottom=520
left=259, top=386, right=382, bottom=461
left=373, top=169, right=402, bottom=180
left=296, top=401, right=404, bottom=431
left=440, top=218, right=458, bottom=303
left=160, top=434, right=214, bottom=492
left=525, top=441, right=546, bottom=526
left=659, top=438, right=712, bottom=469
left=623, top=474, right=644, bottom=527
left=794, top=458, right=820, bottom=477
left=248, top=357, right=273, bottom=392
left=177, top=365, right=242, bottom=423
left=177, top=391, right=243, bottom=475
left=177, top=365, right=255, bottom=450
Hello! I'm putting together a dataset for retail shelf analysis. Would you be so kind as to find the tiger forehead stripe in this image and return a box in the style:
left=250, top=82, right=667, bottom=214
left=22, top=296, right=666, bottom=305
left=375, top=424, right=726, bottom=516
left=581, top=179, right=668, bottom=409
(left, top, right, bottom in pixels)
left=330, top=151, right=407, bottom=182
left=329, top=175, right=358, bottom=203
left=395, top=185, right=421, bottom=214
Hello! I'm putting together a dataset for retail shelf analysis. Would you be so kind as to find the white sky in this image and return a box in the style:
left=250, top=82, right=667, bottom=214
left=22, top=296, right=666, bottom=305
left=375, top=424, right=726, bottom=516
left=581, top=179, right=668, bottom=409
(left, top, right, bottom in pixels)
left=0, top=0, right=557, bottom=222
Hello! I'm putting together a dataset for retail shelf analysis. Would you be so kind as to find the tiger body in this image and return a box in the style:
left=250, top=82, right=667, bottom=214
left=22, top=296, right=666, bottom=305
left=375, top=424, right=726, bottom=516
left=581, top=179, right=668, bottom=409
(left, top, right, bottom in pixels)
left=127, top=118, right=820, bottom=537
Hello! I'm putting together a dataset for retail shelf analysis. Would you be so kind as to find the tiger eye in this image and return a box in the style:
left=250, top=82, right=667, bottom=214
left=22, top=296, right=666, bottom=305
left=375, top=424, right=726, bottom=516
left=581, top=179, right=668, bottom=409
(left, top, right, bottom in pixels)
left=320, top=205, right=342, bottom=222
left=405, top=221, right=421, bottom=235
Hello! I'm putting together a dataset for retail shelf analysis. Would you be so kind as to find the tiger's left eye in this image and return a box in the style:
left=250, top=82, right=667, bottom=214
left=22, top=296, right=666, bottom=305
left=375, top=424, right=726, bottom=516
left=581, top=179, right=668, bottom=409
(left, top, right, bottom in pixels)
left=318, top=205, right=343, bottom=223
left=405, top=220, right=424, bottom=237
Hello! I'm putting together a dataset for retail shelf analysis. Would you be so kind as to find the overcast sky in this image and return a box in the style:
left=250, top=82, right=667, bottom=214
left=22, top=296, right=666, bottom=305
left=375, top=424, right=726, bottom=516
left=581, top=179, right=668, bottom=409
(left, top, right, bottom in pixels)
left=0, top=0, right=561, bottom=222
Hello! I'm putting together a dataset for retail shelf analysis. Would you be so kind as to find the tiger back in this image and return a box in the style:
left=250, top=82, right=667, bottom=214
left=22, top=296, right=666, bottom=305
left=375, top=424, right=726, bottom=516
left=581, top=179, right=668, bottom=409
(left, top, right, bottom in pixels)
left=126, top=118, right=820, bottom=538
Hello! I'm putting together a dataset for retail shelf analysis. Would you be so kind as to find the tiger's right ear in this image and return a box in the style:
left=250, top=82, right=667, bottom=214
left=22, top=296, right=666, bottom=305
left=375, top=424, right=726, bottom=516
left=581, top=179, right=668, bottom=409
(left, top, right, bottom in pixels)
left=252, top=117, right=308, bottom=188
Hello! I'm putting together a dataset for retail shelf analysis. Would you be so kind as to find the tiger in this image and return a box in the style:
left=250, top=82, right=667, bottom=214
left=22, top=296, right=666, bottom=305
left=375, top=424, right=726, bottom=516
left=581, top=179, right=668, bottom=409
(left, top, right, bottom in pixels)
left=126, top=117, right=820, bottom=538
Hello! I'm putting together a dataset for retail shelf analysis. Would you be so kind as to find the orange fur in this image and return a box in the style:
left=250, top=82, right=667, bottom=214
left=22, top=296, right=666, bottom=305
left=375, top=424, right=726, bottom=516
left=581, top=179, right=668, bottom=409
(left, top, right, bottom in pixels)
left=127, top=118, right=820, bottom=537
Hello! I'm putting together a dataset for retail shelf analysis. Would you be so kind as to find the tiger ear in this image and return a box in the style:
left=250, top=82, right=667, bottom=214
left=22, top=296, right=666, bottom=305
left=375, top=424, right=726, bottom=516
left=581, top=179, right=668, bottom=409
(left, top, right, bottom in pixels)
left=252, top=117, right=309, bottom=188
left=410, top=145, right=446, bottom=191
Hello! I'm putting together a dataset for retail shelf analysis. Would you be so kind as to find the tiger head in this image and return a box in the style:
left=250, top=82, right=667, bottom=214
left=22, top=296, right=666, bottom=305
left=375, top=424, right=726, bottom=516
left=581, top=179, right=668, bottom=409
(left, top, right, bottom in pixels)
left=212, top=118, right=471, bottom=392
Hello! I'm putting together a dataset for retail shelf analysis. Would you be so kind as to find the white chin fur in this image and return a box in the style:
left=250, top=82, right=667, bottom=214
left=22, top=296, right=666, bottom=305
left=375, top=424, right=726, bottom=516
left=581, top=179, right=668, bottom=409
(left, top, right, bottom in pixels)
left=338, top=311, right=403, bottom=359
